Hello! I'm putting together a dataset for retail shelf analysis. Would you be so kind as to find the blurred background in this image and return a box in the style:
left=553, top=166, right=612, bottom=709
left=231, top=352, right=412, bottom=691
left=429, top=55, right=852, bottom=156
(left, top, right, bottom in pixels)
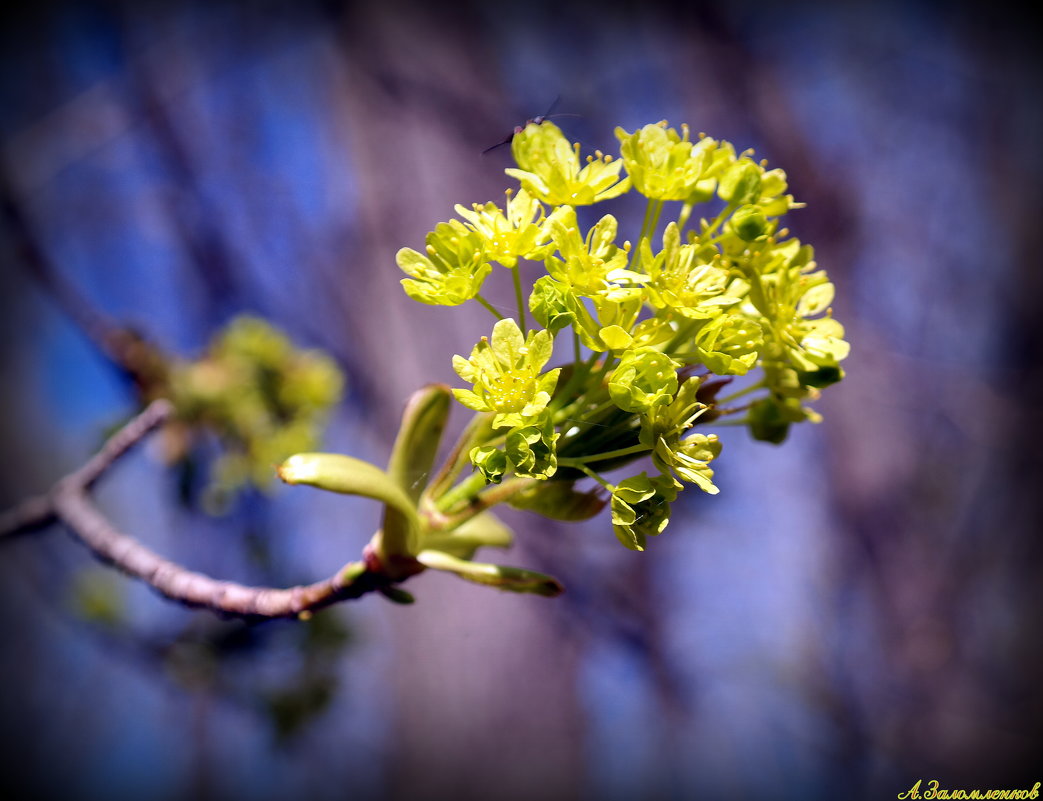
left=1, top=1, right=1041, bottom=800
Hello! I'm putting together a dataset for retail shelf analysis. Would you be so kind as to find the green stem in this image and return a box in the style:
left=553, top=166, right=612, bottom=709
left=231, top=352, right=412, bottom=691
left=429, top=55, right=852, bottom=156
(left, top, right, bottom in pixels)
left=633, top=197, right=660, bottom=271
left=716, top=380, right=765, bottom=405
left=706, top=202, right=736, bottom=237
left=439, top=478, right=536, bottom=530
left=475, top=294, right=504, bottom=320
left=664, top=319, right=699, bottom=355
left=639, top=197, right=656, bottom=244
left=549, top=347, right=600, bottom=416
left=574, top=463, right=613, bottom=490
left=511, top=267, right=527, bottom=330
left=559, top=443, right=650, bottom=467
left=425, top=413, right=487, bottom=501
left=436, top=472, right=488, bottom=513
left=716, top=402, right=754, bottom=417
left=677, top=200, right=695, bottom=233
left=566, top=397, right=618, bottom=425
left=647, top=199, right=664, bottom=242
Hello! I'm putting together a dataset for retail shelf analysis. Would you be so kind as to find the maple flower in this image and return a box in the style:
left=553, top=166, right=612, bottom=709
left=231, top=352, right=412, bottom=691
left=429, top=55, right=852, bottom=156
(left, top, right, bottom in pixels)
left=615, top=122, right=720, bottom=200
left=506, top=121, right=631, bottom=206
left=397, top=220, right=491, bottom=306
left=454, top=188, right=552, bottom=269
left=451, top=318, right=561, bottom=422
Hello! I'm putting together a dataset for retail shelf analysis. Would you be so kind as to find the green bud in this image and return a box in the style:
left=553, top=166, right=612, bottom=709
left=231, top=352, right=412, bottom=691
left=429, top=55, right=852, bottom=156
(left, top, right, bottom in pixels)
left=610, top=473, right=678, bottom=551
left=505, top=422, right=559, bottom=480
left=378, top=586, right=416, bottom=604
left=748, top=398, right=791, bottom=444
left=507, top=479, right=606, bottom=521
left=729, top=205, right=768, bottom=241
left=798, top=365, right=845, bottom=388
left=470, top=446, right=507, bottom=484
left=608, top=348, right=680, bottom=413
left=718, top=159, right=762, bottom=205
left=529, top=275, right=580, bottom=334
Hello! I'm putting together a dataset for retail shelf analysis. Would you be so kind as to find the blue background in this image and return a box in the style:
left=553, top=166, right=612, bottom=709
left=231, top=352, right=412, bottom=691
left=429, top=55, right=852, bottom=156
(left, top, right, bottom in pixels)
left=1, top=2, right=1041, bottom=800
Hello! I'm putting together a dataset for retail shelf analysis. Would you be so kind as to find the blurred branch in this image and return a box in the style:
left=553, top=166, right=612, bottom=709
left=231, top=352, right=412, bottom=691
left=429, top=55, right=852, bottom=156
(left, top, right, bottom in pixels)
left=0, top=166, right=169, bottom=393
left=0, top=400, right=399, bottom=617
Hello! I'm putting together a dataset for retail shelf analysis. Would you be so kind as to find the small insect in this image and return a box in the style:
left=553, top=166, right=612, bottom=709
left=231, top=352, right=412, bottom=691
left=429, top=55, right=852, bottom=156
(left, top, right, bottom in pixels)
left=481, top=96, right=580, bottom=154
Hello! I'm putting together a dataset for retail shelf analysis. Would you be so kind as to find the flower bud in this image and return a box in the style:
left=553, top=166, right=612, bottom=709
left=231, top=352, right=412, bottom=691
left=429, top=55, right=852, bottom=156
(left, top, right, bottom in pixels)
left=729, top=205, right=768, bottom=241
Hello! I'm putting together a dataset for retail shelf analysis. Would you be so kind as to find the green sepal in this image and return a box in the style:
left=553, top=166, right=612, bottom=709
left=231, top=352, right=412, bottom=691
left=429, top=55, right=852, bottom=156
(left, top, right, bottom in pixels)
left=417, top=549, right=564, bottom=597
left=693, top=314, right=763, bottom=376
left=386, top=384, right=451, bottom=503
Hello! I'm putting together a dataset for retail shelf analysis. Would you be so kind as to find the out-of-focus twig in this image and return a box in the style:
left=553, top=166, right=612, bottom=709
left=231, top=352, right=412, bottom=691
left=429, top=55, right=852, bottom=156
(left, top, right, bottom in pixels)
left=0, top=166, right=170, bottom=394
left=0, top=400, right=399, bottom=617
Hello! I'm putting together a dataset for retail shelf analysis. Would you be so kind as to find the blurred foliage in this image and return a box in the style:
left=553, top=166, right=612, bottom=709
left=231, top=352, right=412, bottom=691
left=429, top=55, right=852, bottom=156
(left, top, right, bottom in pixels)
left=162, top=316, right=344, bottom=514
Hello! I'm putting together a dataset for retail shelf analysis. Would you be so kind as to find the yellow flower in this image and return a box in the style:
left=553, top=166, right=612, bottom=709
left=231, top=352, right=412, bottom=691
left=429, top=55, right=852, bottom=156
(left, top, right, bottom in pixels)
left=506, top=122, right=630, bottom=206
left=454, top=188, right=551, bottom=268
left=643, top=222, right=740, bottom=318
left=615, top=122, right=719, bottom=200
left=451, top=318, right=561, bottom=422
left=397, top=220, right=491, bottom=306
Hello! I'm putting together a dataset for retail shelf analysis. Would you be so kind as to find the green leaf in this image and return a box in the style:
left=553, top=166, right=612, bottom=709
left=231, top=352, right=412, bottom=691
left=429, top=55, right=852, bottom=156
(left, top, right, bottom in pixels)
left=422, top=511, right=514, bottom=560
left=416, top=549, right=564, bottom=596
left=278, top=453, right=420, bottom=555
left=386, top=385, right=451, bottom=502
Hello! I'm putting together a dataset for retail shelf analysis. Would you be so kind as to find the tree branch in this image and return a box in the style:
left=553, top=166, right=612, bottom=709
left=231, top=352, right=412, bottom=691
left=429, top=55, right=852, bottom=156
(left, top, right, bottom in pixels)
left=0, top=167, right=170, bottom=393
left=0, top=400, right=401, bottom=618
